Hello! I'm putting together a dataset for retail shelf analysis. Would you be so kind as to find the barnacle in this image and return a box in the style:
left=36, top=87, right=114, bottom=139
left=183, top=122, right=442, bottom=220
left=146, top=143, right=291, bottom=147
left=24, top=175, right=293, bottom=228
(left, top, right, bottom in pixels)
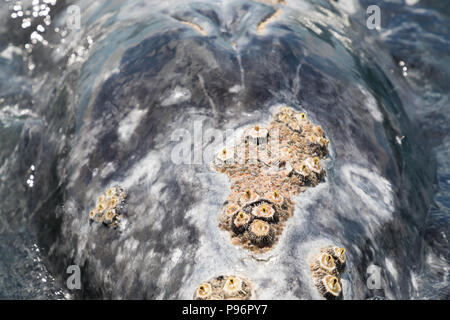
left=88, top=185, right=127, bottom=229
left=194, top=276, right=252, bottom=300
left=319, top=253, right=337, bottom=273
left=212, top=106, right=329, bottom=252
left=266, top=190, right=284, bottom=205
left=322, top=246, right=346, bottom=275
left=314, top=125, right=323, bottom=136
left=295, top=112, right=307, bottom=122
left=306, top=156, right=322, bottom=174
left=248, top=219, right=275, bottom=248
left=223, top=276, right=243, bottom=298
left=218, top=203, right=240, bottom=228
left=247, top=125, right=268, bottom=145
left=311, top=246, right=346, bottom=300
left=215, top=147, right=234, bottom=167
left=232, top=211, right=251, bottom=234
left=195, top=283, right=212, bottom=300
left=239, top=189, right=259, bottom=206
left=319, top=275, right=342, bottom=300
left=251, top=203, right=278, bottom=223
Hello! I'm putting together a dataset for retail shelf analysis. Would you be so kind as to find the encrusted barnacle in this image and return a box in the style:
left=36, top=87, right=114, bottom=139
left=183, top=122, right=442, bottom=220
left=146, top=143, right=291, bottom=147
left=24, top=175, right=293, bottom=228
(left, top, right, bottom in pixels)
left=314, top=125, right=324, bottom=136
left=251, top=203, right=278, bottom=223
left=218, top=203, right=240, bottom=228
left=89, top=210, right=96, bottom=221
left=212, top=106, right=329, bottom=252
left=306, top=156, right=322, bottom=174
left=239, top=189, right=259, bottom=206
left=295, top=112, right=307, bottom=122
left=318, top=275, right=342, bottom=300
left=88, top=185, right=127, bottom=229
left=293, top=161, right=311, bottom=178
left=215, top=147, right=235, bottom=167
left=195, top=283, right=212, bottom=300
left=247, top=125, right=268, bottom=145
left=311, top=246, right=346, bottom=300
left=265, top=190, right=284, bottom=206
left=319, top=137, right=329, bottom=147
left=280, top=146, right=294, bottom=161
left=322, top=246, right=346, bottom=275
left=223, top=276, right=243, bottom=298
left=194, top=276, right=252, bottom=300
left=232, top=211, right=252, bottom=234
left=321, top=253, right=336, bottom=271
left=248, top=219, right=275, bottom=248
left=278, top=112, right=290, bottom=123
left=103, top=209, right=116, bottom=226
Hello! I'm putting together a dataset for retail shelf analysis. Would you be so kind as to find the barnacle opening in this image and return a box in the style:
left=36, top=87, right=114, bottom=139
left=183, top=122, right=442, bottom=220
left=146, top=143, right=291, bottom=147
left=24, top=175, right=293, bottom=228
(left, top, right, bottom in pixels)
left=323, top=275, right=341, bottom=296
left=249, top=219, right=274, bottom=248
left=335, top=247, right=346, bottom=262
left=320, top=253, right=336, bottom=272
left=196, top=283, right=212, bottom=299
left=223, top=277, right=242, bottom=296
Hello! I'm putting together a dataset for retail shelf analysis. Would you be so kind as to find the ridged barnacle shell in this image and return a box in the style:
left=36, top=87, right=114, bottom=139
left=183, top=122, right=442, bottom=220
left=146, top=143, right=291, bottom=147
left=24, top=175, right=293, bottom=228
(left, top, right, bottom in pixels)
left=195, top=283, right=212, bottom=300
left=215, top=147, right=235, bottom=167
left=294, top=112, right=307, bottom=123
left=306, top=156, right=322, bottom=174
left=293, top=161, right=311, bottom=178
left=319, top=275, right=342, bottom=300
left=248, top=219, right=275, bottom=248
left=218, top=203, right=240, bottom=227
left=265, top=190, right=284, bottom=206
left=239, top=189, right=259, bottom=206
left=222, top=276, right=243, bottom=298
left=322, top=246, right=346, bottom=275
left=251, top=203, right=278, bottom=223
left=231, top=211, right=252, bottom=234
left=247, top=125, right=268, bottom=145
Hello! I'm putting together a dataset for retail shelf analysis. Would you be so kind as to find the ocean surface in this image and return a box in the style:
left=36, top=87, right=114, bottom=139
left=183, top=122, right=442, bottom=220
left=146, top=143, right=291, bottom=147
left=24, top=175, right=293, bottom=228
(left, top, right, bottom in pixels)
left=0, top=0, right=448, bottom=299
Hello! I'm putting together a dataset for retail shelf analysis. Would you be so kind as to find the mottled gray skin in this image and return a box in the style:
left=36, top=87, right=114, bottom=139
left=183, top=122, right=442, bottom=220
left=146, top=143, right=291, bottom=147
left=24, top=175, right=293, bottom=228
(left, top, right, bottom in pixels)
left=12, top=0, right=436, bottom=299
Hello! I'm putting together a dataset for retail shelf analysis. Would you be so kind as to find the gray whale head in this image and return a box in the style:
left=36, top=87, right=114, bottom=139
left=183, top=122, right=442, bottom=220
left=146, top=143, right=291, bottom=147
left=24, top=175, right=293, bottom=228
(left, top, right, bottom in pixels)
left=1, top=0, right=443, bottom=299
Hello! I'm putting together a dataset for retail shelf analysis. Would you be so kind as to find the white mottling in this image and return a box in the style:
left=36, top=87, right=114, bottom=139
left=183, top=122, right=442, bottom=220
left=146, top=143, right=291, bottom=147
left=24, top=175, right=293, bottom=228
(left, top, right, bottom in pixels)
left=336, top=0, right=359, bottom=14
left=117, top=109, right=146, bottom=143
left=358, top=86, right=383, bottom=122
left=385, top=258, right=398, bottom=281
left=99, top=162, right=116, bottom=178
left=410, top=271, right=418, bottom=291
left=229, top=84, right=242, bottom=93
left=342, top=164, right=394, bottom=222
left=120, top=151, right=161, bottom=190
left=160, top=86, right=191, bottom=106
left=405, top=0, right=420, bottom=5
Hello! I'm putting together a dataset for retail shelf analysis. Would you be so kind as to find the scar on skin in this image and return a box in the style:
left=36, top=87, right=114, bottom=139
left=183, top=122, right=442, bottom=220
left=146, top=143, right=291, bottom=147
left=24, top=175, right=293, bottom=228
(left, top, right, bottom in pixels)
left=213, top=106, right=330, bottom=253
left=257, top=9, right=283, bottom=34
left=194, top=275, right=252, bottom=300
left=179, top=20, right=207, bottom=36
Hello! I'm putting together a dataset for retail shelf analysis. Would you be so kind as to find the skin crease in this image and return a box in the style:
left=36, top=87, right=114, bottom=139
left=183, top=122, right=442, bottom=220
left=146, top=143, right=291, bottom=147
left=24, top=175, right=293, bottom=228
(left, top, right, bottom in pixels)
left=1, top=0, right=438, bottom=299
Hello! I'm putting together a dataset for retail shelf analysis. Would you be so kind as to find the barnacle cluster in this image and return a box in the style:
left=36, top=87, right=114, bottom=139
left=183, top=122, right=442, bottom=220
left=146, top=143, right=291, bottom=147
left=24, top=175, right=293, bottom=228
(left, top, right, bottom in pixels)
left=310, top=246, right=347, bottom=300
left=194, top=275, right=252, bottom=300
left=88, top=186, right=127, bottom=229
left=213, top=106, right=329, bottom=252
